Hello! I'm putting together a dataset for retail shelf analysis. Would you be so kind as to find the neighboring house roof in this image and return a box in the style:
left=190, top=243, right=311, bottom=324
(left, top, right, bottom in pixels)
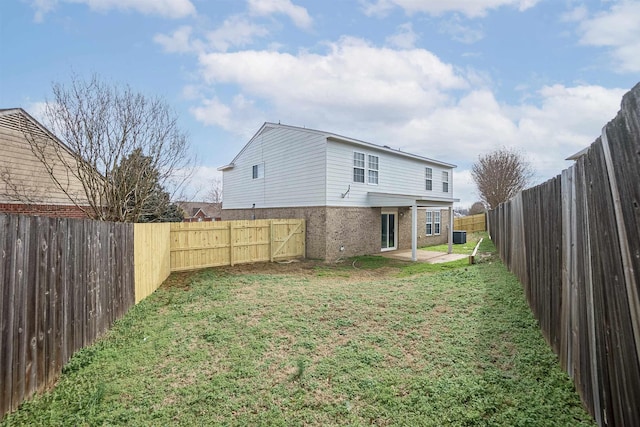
left=218, top=122, right=457, bottom=171
left=0, top=108, right=88, bottom=206
left=176, top=201, right=221, bottom=218
left=566, top=146, right=590, bottom=161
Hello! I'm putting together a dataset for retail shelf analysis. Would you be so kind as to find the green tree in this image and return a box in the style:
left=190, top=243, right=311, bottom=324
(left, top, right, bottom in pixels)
left=112, top=149, right=183, bottom=222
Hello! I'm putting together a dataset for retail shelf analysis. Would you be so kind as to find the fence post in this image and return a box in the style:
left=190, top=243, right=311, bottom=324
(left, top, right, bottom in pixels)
left=269, top=221, right=274, bottom=263
left=601, top=128, right=640, bottom=371
left=229, top=222, right=234, bottom=266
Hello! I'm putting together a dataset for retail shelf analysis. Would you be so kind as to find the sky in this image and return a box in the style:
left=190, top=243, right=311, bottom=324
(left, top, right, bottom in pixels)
left=1, top=0, right=638, bottom=207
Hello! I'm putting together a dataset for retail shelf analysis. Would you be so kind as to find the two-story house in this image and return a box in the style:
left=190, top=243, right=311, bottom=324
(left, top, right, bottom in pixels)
left=219, top=123, right=458, bottom=261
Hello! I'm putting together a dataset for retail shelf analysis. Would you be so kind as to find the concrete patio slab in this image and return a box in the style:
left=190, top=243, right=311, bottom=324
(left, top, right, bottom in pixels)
left=381, top=249, right=468, bottom=264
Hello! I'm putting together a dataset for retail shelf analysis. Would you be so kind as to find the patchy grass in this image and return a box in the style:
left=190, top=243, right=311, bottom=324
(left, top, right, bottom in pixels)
left=2, top=247, right=594, bottom=426
left=424, top=231, right=487, bottom=255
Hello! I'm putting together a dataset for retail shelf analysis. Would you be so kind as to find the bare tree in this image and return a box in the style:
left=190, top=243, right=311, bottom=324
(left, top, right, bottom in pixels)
left=204, top=177, right=223, bottom=204
left=468, top=201, right=486, bottom=215
left=21, top=74, right=194, bottom=222
left=471, top=147, right=534, bottom=209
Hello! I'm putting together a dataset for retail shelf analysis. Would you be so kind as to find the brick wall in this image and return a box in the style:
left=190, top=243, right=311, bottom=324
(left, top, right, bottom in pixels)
left=325, top=207, right=380, bottom=261
left=398, top=208, right=451, bottom=250
left=222, top=206, right=453, bottom=261
left=0, top=203, right=88, bottom=219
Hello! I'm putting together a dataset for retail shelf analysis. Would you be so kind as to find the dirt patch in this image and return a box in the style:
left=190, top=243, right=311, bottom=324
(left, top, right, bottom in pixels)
left=213, top=258, right=404, bottom=283
left=161, top=271, right=194, bottom=290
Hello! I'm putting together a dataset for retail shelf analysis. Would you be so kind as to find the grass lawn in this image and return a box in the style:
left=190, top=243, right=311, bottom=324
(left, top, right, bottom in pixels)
left=2, top=240, right=594, bottom=426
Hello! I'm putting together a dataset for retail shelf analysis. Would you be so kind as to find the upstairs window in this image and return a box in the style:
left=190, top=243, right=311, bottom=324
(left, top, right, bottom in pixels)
left=353, top=152, right=365, bottom=183
left=425, top=167, right=433, bottom=191
left=442, top=171, right=449, bottom=193
left=252, top=163, right=264, bottom=180
left=368, top=155, right=379, bottom=184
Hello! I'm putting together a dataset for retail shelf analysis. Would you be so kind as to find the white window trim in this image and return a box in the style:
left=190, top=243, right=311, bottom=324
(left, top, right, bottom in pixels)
left=426, top=210, right=441, bottom=236
left=353, top=151, right=380, bottom=185
left=368, top=154, right=379, bottom=185
left=381, top=208, right=397, bottom=252
left=442, top=171, right=449, bottom=193
left=426, top=167, right=433, bottom=191
left=353, top=151, right=365, bottom=183
left=252, top=163, right=264, bottom=180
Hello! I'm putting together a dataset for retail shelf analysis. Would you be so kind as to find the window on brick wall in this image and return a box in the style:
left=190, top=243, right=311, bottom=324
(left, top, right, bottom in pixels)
left=426, top=210, right=441, bottom=236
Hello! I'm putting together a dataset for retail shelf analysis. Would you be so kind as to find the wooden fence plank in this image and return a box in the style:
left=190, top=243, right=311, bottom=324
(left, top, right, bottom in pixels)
left=134, top=223, right=171, bottom=304
left=453, top=213, right=486, bottom=232
left=487, top=82, right=640, bottom=426
left=169, top=219, right=305, bottom=272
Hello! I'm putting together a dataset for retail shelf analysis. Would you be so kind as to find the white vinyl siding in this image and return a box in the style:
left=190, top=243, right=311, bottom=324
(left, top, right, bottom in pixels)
left=326, top=140, right=454, bottom=207
left=222, top=126, right=326, bottom=209
left=222, top=123, right=455, bottom=210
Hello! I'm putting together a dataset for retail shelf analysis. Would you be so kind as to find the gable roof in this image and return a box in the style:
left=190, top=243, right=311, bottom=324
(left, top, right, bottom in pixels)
left=0, top=108, right=91, bottom=206
left=219, top=122, right=456, bottom=171
left=0, top=108, right=79, bottom=158
left=175, top=201, right=221, bottom=218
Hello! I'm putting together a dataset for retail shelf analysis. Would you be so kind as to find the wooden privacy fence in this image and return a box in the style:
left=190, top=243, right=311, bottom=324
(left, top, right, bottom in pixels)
left=170, top=219, right=306, bottom=271
left=1, top=216, right=305, bottom=419
left=0, top=215, right=134, bottom=419
left=133, top=223, right=171, bottom=304
left=488, top=83, right=640, bottom=426
left=453, top=213, right=486, bottom=232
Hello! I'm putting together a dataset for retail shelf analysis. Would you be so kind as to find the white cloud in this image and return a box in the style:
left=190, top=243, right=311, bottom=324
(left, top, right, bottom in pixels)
left=154, top=16, right=269, bottom=54
left=206, top=16, right=269, bottom=52
left=385, top=22, right=418, bottom=49
left=30, top=0, right=196, bottom=20
left=575, top=1, right=640, bottom=72
left=180, top=165, right=223, bottom=201
left=247, top=0, right=313, bottom=29
left=154, top=26, right=203, bottom=54
left=439, top=15, right=484, bottom=43
left=361, top=0, right=540, bottom=18
left=197, top=36, right=467, bottom=119
left=30, top=0, right=57, bottom=22
left=186, top=36, right=624, bottom=207
left=561, top=5, right=588, bottom=23
left=190, top=95, right=260, bottom=132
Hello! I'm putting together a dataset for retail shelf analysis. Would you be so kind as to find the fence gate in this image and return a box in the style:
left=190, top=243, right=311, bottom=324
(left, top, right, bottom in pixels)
left=270, top=219, right=306, bottom=261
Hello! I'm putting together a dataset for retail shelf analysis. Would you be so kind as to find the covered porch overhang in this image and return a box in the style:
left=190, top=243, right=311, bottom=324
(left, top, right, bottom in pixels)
left=368, top=192, right=460, bottom=262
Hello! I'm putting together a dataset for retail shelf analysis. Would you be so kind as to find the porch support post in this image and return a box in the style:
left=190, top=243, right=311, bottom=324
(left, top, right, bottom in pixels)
left=448, top=206, right=453, bottom=254
left=411, top=204, right=418, bottom=262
